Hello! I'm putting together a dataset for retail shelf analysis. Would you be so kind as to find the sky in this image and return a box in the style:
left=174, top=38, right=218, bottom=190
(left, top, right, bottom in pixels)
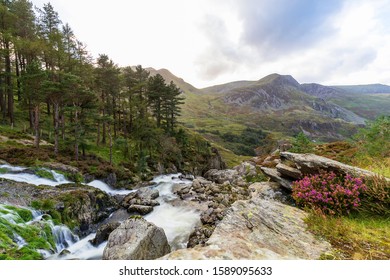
left=32, top=0, right=390, bottom=88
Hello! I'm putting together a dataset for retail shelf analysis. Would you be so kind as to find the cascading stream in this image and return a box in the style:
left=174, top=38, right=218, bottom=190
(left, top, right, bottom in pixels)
left=0, top=164, right=200, bottom=259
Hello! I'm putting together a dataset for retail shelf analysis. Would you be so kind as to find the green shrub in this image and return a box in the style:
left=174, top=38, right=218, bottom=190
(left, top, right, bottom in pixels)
left=358, top=176, right=390, bottom=217
left=289, top=132, right=314, bottom=153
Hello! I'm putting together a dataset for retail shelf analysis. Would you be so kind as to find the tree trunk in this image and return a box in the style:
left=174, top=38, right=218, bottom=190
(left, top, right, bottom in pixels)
left=5, top=41, right=14, bottom=126
left=53, top=102, right=59, bottom=155
left=74, top=109, right=79, bottom=161
left=109, top=124, right=113, bottom=165
left=15, top=54, right=22, bottom=101
left=0, top=76, right=5, bottom=118
left=33, top=105, right=40, bottom=149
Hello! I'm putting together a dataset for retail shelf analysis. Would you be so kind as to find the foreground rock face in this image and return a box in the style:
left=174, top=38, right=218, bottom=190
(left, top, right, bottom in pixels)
left=103, top=217, right=171, bottom=260
left=0, top=179, right=117, bottom=234
left=161, top=182, right=331, bottom=260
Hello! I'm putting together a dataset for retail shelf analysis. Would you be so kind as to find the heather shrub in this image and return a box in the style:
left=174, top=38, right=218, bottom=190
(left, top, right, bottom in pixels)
left=292, top=172, right=367, bottom=215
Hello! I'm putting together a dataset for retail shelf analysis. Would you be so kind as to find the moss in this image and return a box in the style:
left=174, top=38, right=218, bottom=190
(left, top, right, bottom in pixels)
left=0, top=167, right=8, bottom=174
left=0, top=207, right=55, bottom=260
left=34, top=168, right=55, bottom=181
left=3, top=205, right=34, bottom=222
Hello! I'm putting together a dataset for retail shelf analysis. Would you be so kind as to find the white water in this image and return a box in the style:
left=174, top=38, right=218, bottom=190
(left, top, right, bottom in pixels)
left=0, top=165, right=71, bottom=186
left=145, top=174, right=200, bottom=250
left=1, top=164, right=200, bottom=259
left=86, top=180, right=134, bottom=196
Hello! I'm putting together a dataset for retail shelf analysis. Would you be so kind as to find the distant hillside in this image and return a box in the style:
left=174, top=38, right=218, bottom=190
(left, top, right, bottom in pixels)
left=332, top=84, right=390, bottom=94
left=144, top=68, right=389, bottom=156
left=146, top=67, right=201, bottom=94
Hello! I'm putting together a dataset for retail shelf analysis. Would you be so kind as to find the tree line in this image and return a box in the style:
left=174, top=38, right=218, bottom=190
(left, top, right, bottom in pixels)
left=0, top=1, right=187, bottom=168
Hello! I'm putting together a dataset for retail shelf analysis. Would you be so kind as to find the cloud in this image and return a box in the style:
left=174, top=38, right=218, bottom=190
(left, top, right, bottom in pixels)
left=194, top=0, right=345, bottom=82
left=238, top=0, right=344, bottom=58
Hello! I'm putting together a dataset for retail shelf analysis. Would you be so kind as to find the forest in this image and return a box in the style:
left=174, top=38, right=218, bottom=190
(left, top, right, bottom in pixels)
left=0, top=1, right=211, bottom=178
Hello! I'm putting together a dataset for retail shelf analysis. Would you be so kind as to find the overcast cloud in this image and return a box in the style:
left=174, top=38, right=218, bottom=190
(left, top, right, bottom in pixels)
left=32, top=0, right=390, bottom=88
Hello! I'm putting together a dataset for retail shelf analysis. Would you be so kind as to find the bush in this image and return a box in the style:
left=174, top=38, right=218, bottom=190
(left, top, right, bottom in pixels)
left=289, top=132, right=314, bottom=153
left=358, top=176, right=390, bottom=217
left=292, top=172, right=367, bottom=215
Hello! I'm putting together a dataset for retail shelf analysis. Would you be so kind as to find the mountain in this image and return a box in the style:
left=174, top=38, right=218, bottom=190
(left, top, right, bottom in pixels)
left=150, top=69, right=389, bottom=156
left=332, top=84, right=390, bottom=94
left=146, top=67, right=201, bottom=94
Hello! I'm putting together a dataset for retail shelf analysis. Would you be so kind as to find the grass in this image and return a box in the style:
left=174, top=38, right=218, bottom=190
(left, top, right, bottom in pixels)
left=305, top=212, right=390, bottom=260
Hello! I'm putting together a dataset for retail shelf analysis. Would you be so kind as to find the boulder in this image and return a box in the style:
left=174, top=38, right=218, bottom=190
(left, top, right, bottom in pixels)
left=206, top=147, right=227, bottom=171
left=260, top=167, right=292, bottom=191
left=280, top=152, right=389, bottom=181
left=90, top=222, right=121, bottom=246
left=204, top=169, right=239, bottom=184
left=103, top=217, right=170, bottom=260
left=0, top=180, right=117, bottom=235
left=127, top=205, right=154, bottom=215
left=276, top=163, right=302, bottom=180
left=121, top=187, right=160, bottom=213
left=161, top=182, right=331, bottom=260
left=233, top=162, right=257, bottom=177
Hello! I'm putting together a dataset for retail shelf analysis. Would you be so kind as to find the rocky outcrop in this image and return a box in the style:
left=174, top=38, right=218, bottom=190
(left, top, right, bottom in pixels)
left=0, top=179, right=117, bottom=234
left=161, top=182, right=331, bottom=260
left=175, top=173, right=250, bottom=247
left=204, top=169, right=246, bottom=186
left=103, top=217, right=170, bottom=260
left=120, top=187, right=160, bottom=215
left=280, top=152, right=388, bottom=180
left=260, top=152, right=390, bottom=190
left=206, top=147, right=227, bottom=171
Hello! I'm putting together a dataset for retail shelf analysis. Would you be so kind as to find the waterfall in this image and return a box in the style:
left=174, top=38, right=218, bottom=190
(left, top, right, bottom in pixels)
left=1, top=164, right=200, bottom=259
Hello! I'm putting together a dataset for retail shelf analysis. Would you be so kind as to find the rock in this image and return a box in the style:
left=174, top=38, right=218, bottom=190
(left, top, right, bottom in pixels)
left=260, top=167, right=292, bottom=191
left=121, top=188, right=160, bottom=211
left=204, top=169, right=239, bottom=184
left=127, top=205, right=154, bottom=215
left=0, top=180, right=118, bottom=235
left=280, top=152, right=390, bottom=181
left=161, top=183, right=331, bottom=260
left=276, top=163, right=302, bottom=180
left=104, top=173, right=117, bottom=188
left=90, top=222, right=121, bottom=246
left=41, top=162, right=79, bottom=175
left=103, top=217, right=170, bottom=260
left=206, top=147, right=227, bottom=171
left=233, top=162, right=257, bottom=177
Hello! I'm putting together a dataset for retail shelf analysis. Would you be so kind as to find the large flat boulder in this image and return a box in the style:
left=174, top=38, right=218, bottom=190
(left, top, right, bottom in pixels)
left=280, top=152, right=388, bottom=180
left=103, top=217, right=170, bottom=260
left=161, top=182, right=331, bottom=260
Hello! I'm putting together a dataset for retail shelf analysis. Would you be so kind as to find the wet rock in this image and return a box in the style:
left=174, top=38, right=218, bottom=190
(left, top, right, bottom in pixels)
left=0, top=180, right=118, bottom=235
left=127, top=205, right=154, bottom=215
left=121, top=187, right=160, bottom=214
left=90, top=222, right=121, bottom=246
left=104, top=173, right=117, bottom=188
left=103, top=217, right=170, bottom=260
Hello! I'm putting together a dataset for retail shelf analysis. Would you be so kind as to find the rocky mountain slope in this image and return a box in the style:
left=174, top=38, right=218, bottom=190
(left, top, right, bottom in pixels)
left=147, top=68, right=390, bottom=155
